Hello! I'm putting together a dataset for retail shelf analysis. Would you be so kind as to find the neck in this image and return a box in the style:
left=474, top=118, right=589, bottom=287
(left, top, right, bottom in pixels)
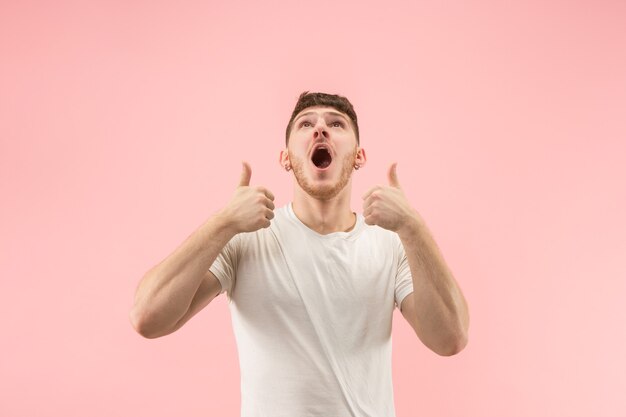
left=291, top=183, right=356, bottom=235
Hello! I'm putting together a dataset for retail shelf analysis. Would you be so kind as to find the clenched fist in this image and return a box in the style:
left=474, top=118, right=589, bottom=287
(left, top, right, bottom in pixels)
left=219, top=162, right=276, bottom=233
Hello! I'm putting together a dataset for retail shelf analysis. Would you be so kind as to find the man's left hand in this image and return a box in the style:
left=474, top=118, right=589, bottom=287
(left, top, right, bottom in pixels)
left=362, top=163, right=424, bottom=235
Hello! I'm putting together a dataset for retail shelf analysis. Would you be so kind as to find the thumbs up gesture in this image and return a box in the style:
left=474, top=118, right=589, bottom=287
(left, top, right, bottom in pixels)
left=219, top=161, right=276, bottom=233
left=362, top=163, right=423, bottom=234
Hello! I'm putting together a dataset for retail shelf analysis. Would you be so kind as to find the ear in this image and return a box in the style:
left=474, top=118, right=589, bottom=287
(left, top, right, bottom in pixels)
left=279, top=149, right=290, bottom=169
left=355, top=147, right=367, bottom=168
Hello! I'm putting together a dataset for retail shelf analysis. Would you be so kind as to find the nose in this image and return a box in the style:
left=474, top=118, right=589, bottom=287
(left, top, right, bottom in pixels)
left=313, top=123, right=328, bottom=139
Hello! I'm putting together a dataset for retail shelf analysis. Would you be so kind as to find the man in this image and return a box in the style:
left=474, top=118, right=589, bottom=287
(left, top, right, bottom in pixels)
left=130, top=91, right=470, bottom=416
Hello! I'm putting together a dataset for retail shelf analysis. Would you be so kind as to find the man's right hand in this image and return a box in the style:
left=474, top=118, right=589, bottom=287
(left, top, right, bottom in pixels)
left=219, top=161, right=275, bottom=233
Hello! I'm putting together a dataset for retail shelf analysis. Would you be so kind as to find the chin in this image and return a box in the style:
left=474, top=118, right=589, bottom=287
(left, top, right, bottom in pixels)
left=305, top=185, right=342, bottom=200
left=290, top=150, right=356, bottom=200
left=298, top=172, right=352, bottom=200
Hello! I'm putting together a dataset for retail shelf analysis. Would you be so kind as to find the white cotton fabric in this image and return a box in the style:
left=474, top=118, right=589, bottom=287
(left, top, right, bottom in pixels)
left=209, top=202, right=414, bottom=417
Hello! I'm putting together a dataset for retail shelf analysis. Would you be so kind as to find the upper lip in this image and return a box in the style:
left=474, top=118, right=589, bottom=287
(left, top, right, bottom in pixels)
left=310, top=142, right=333, bottom=159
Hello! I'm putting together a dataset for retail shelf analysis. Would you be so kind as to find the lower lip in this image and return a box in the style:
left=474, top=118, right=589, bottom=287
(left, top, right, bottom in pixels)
left=310, top=160, right=332, bottom=171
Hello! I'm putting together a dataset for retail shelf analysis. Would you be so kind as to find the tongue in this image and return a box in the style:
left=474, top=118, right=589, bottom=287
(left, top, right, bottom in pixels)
left=317, top=158, right=331, bottom=168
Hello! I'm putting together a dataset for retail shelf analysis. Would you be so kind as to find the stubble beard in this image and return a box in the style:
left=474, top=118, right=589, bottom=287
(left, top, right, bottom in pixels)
left=289, top=148, right=357, bottom=201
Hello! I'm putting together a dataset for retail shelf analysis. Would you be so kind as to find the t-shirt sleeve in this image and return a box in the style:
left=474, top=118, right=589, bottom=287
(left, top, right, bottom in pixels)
left=394, top=233, right=414, bottom=311
left=208, top=233, right=242, bottom=303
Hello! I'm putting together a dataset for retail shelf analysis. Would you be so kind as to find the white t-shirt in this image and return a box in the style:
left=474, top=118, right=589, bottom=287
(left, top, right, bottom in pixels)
left=209, top=202, right=414, bottom=417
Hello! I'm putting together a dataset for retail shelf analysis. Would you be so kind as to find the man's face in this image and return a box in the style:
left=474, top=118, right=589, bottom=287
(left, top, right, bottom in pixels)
left=283, top=106, right=364, bottom=200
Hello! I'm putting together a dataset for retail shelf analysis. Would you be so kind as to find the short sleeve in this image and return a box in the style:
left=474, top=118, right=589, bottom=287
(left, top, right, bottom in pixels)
left=394, top=233, right=414, bottom=311
left=208, top=233, right=242, bottom=303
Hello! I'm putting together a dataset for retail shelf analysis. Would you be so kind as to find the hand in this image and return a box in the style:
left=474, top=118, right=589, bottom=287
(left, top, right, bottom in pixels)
left=362, top=163, right=422, bottom=235
left=219, top=161, right=275, bottom=233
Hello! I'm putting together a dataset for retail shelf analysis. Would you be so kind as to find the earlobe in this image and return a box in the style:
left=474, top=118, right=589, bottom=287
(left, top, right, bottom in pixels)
left=279, top=150, right=291, bottom=171
left=356, top=147, right=367, bottom=168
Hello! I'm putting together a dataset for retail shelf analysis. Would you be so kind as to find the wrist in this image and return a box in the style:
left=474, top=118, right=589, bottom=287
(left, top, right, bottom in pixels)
left=209, top=209, right=239, bottom=238
left=397, top=211, right=425, bottom=241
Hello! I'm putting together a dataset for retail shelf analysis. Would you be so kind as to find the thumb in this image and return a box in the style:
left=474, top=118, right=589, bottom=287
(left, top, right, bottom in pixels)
left=388, top=162, right=400, bottom=188
left=239, top=161, right=252, bottom=187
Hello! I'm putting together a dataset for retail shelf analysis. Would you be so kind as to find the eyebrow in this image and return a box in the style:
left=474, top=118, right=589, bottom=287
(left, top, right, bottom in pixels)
left=294, top=111, right=349, bottom=123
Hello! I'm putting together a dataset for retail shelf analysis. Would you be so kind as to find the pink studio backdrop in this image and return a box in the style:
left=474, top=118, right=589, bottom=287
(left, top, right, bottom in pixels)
left=1, top=1, right=625, bottom=416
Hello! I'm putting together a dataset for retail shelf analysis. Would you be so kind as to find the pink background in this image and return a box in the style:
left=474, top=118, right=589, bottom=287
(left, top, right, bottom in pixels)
left=1, top=1, right=625, bottom=416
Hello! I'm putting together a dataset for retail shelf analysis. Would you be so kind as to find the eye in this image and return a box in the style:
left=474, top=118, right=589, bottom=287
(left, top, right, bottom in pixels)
left=300, top=121, right=312, bottom=128
left=331, top=121, right=344, bottom=128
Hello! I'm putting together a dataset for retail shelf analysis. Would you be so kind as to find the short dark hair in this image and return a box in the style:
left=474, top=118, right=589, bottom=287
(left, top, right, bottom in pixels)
left=285, top=91, right=359, bottom=146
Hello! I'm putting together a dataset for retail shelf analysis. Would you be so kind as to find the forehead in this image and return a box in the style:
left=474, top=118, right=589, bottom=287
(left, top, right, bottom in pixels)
left=293, top=106, right=349, bottom=121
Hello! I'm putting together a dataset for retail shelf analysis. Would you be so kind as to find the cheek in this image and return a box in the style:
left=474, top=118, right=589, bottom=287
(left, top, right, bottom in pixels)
left=337, top=143, right=358, bottom=156
left=288, top=147, right=308, bottom=161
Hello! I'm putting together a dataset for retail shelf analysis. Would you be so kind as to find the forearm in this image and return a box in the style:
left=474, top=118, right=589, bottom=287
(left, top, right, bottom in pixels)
left=130, top=212, right=236, bottom=337
left=399, top=215, right=469, bottom=355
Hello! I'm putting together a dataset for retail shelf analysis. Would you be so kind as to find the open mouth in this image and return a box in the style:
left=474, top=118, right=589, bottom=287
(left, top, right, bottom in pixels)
left=311, top=146, right=332, bottom=169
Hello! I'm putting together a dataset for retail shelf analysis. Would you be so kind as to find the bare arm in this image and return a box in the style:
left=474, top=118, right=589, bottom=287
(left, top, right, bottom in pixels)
left=163, top=269, right=224, bottom=337
left=129, top=162, right=275, bottom=339
left=398, top=218, right=469, bottom=356
left=129, top=215, right=236, bottom=338
left=362, top=163, right=469, bottom=356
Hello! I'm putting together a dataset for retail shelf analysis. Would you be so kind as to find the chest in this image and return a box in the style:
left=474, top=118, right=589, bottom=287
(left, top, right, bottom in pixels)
left=234, top=233, right=397, bottom=310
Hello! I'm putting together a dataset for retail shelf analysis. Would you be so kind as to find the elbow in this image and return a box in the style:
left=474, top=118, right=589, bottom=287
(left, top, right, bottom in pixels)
left=437, top=310, right=470, bottom=356
left=431, top=333, right=468, bottom=356
left=129, top=307, right=164, bottom=339
left=436, top=332, right=468, bottom=357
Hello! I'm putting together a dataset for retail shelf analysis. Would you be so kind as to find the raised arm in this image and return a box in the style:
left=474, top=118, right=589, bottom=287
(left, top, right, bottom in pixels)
left=129, top=162, right=275, bottom=338
left=362, top=163, right=469, bottom=355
